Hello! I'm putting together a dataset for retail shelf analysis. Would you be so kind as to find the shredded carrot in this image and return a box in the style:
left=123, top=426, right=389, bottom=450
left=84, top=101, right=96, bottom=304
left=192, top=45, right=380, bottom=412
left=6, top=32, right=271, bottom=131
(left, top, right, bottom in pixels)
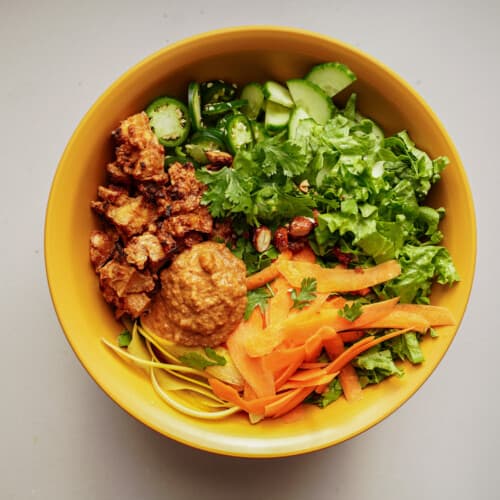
left=339, top=330, right=365, bottom=343
left=276, top=259, right=402, bottom=293
left=391, top=303, right=456, bottom=326
left=245, top=250, right=292, bottom=290
left=368, top=309, right=430, bottom=333
left=209, top=253, right=454, bottom=421
left=292, top=246, right=317, bottom=263
left=264, top=387, right=316, bottom=418
left=226, top=309, right=275, bottom=398
left=280, top=372, right=338, bottom=390
left=321, top=327, right=362, bottom=402
left=304, top=332, right=324, bottom=362
left=245, top=263, right=280, bottom=291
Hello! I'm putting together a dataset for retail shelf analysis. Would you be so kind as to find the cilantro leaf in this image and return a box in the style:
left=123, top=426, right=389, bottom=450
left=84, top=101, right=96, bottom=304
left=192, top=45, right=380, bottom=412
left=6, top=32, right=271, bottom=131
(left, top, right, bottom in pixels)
left=253, top=136, right=309, bottom=178
left=337, top=301, right=363, bottom=322
left=291, top=277, right=317, bottom=310
left=244, top=287, right=273, bottom=320
left=179, top=348, right=227, bottom=370
left=117, top=330, right=132, bottom=347
left=204, top=347, right=227, bottom=366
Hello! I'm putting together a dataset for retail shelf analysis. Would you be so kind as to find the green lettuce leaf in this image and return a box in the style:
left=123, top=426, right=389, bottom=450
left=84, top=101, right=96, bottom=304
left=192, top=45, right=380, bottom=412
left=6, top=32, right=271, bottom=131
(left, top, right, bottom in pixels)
left=354, top=345, right=404, bottom=387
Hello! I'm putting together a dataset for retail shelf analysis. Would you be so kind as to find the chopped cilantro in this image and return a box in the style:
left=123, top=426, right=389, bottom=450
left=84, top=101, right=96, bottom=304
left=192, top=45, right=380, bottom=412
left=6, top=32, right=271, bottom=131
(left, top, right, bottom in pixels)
left=179, top=348, right=227, bottom=371
left=337, top=301, right=363, bottom=321
left=244, top=287, right=274, bottom=320
left=291, top=277, right=317, bottom=310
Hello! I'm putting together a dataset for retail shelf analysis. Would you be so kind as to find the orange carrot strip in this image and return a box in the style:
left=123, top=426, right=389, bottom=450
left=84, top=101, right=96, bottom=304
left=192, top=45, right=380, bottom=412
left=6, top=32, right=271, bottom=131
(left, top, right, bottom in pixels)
left=244, top=293, right=328, bottom=357
left=245, top=264, right=280, bottom=291
left=339, top=330, right=365, bottom=343
left=325, top=327, right=414, bottom=375
left=267, top=289, right=293, bottom=327
left=279, top=297, right=399, bottom=346
left=262, top=345, right=305, bottom=377
left=274, top=357, right=307, bottom=391
left=300, top=362, right=329, bottom=369
left=264, top=387, right=315, bottom=418
left=368, top=309, right=430, bottom=333
left=391, top=303, right=456, bottom=326
left=245, top=251, right=292, bottom=290
left=292, top=246, right=317, bottom=263
left=304, top=332, right=324, bottom=362
left=280, top=372, right=338, bottom=390
left=208, top=378, right=281, bottom=415
left=226, top=310, right=275, bottom=398
left=321, top=327, right=362, bottom=402
left=276, top=259, right=402, bottom=293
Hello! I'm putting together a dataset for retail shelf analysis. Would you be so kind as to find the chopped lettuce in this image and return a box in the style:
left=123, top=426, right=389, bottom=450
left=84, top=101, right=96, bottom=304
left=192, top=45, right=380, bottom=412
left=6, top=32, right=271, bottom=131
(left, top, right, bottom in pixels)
left=387, top=332, right=425, bottom=364
left=353, top=345, right=404, bottom=387
left=305, top=378, right=343, bottom=408
left=197, top=91, right=459, bottom=305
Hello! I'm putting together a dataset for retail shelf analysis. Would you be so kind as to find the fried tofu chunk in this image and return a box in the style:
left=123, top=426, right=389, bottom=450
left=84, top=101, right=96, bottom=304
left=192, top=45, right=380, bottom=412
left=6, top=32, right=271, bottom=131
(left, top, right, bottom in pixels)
left=91, top=186, right=158, bottom=239
left=124, top=232, right=167, bottom=271
left=109, top=112, right=168, bottom=184
left=161, top=206, right=213, bottom=238
left=89, top=229, right=117, bottom=270
left=98, top=259, right=156, bottom=318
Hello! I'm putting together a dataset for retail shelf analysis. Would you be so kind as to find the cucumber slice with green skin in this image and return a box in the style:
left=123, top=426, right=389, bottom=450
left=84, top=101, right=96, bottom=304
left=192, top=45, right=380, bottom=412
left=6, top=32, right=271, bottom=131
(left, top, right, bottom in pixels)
left=188, top=82, right=203, bottom=131
left=146, top=96, right=191, bottom=148
left=305, top=62, right=356, bottom=97
left=263, top=81, right=294, bottom=108
left=240, top=82, right=265, bottom=120
left=288, top=107, right=311, bottom=141
left=264, top=100, right=291, bottom=132
left=286, top=79, right=333, bottom=125
left=202, top=99, right=248, bottom=116
left=226, top=114, right=254, bottom=154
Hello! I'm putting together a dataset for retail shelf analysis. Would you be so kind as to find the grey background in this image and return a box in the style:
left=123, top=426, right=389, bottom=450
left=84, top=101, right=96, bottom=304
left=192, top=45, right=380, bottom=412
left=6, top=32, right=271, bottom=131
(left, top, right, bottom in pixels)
left=1, top=0, right=498, bottom=498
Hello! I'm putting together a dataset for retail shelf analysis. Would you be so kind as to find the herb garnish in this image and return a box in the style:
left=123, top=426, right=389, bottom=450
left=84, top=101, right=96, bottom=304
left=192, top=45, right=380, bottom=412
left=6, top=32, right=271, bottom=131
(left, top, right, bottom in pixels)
left=291, top=277, right=317, bottom=310
left=179, top=348, right=227, bottom=371
left=337, top=301, right=363, bottom=321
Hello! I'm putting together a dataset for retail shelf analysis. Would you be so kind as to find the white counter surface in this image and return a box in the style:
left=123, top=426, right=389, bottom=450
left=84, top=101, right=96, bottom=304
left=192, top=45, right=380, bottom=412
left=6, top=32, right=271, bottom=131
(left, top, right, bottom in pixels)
left=1, top=1, right=498, bottom=498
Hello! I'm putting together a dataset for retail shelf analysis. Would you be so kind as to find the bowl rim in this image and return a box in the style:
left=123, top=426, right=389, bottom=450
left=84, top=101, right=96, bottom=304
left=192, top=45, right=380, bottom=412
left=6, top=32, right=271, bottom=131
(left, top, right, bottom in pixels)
left=44, top=25, right=477, bottom=457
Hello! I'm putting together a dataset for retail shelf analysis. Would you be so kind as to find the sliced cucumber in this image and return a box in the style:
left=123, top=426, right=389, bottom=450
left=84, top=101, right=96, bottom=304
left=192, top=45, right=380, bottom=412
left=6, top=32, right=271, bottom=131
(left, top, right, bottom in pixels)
left=188, top=81, right=203, bottom=131
left=264, top=100, right=292, bottom=132
left=146, top=96, right=191, bottom=147
left=263, top=81, right=294, bottom=108
left=288, top=107, right=311, bottom=141
left=240, top=83, right=265, bottom=120
left=286, top=79, right=333, bottom=125
left=305, top=62, right=356, bottom=97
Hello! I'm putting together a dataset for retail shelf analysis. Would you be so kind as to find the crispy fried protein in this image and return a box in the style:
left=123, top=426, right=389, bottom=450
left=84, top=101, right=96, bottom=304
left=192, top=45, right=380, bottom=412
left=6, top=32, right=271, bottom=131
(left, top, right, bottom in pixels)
left=141, top=242, right=247, bottom=347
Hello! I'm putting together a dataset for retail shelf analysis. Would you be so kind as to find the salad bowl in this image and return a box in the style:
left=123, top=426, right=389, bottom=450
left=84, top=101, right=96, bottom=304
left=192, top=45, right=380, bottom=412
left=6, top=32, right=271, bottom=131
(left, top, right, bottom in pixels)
left=45, top=26, right=476, bottom=457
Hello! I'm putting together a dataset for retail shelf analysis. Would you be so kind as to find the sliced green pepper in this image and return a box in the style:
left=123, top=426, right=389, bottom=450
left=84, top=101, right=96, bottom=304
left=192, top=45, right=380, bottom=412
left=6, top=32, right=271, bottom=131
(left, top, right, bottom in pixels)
left=225, top=114, right=254, bottom=154
left=146, top=96, right=190, bottom=147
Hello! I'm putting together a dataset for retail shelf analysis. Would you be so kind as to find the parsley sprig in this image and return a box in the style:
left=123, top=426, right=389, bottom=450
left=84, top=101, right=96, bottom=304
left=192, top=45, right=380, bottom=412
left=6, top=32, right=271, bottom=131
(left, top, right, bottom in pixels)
left=179, top=348, right=227, bottom=371
left=291, top=277, right=317, bottom=310
left=337, top=300, right=363, bottom=321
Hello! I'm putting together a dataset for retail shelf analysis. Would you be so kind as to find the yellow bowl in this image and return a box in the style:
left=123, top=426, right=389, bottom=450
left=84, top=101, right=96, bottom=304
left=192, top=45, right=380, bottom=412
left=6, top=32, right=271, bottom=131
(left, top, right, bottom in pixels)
left=45, top=26, right=476, bottom=457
